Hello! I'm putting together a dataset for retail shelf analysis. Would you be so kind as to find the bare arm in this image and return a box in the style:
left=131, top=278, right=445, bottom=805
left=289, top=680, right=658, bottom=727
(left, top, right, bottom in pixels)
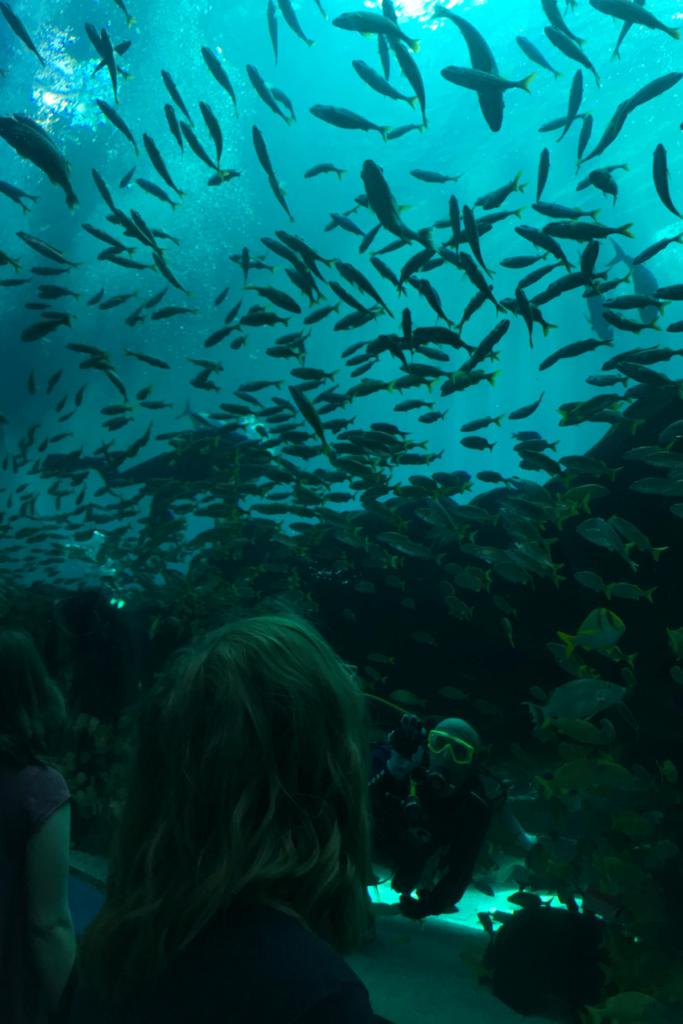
left=29, top=918, right=77, bottom=1016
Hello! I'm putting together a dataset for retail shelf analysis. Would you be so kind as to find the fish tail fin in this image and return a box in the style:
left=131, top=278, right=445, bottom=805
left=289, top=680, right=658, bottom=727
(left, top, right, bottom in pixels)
left=590, top=209, right=601, bottom=220
left=407, top=96, right=417, bottom=109
left=408, top=38, right=420, bottom=53
left=630, top=417, right=646, bottom=436
left=171, top=201, right=179, bottom=211
left=336, top=170, right=347, bottom=181
left=175, top=396, right=193, bottom=421
left=418, top=227, right=435, bottom=251
left=619, top=223, right=634, bottom=238
left=553, top=70, right=564, bottom=80
left=178, top=189, right=188, bottom=198
left=493, top=414, right=505, bottom=427
left=515, top=206, right=526, bottom=219
left=668, top=27, right=681, bottom=40
left=520, top=72, right=537, bottom=94
left=650, top=318, right=661, bottom=332
left=380, top=126, right=392, bottom=142
left=653, top=547, right=668, bottom=562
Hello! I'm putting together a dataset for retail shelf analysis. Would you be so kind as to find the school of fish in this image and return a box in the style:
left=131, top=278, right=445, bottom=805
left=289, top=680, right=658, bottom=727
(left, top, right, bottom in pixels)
left=0, top=0, right=682, bottom=707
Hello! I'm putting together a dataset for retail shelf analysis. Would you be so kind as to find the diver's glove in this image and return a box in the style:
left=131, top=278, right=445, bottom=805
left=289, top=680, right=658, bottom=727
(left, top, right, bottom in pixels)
left=399, top=892, right=449, bottom=920
left=387, top=714, right=427, bottom=780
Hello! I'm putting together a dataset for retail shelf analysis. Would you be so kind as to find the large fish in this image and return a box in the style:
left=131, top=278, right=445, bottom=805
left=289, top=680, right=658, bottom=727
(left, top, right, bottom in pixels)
left=0, top=116, right=78, bottom=209
left=432, top=8, right=503, bottom=131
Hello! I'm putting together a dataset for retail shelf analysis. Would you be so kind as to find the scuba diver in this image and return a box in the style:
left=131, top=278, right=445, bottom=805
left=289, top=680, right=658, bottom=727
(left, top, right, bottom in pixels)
left=368, top=715, right=535, bottom=927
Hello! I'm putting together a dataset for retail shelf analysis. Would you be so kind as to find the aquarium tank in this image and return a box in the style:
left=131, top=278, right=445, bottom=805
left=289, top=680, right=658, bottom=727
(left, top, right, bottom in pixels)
left=1, top=0, right=683, bottom=1020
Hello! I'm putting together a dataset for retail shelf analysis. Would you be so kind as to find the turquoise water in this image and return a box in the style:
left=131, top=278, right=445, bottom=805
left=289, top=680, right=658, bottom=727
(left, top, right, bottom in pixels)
left=1, top=0, right=682, bottom=579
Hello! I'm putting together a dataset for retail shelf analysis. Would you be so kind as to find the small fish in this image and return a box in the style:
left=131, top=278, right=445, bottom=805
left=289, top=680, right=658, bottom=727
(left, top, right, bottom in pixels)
left=311, top=106, right=391, bottom=142
left=387, top=124, right=423, bottom=140
left=180, top=122, right=220, bottom=174
left=119, top=165, right=136, bottom=188
left=653, top=143, right=681, bottom=219
left=509, top=392, right=544, bottom=420
left=246, top=65, right=292, bottom=125
left=98, top=28, right=119, bottom=105
left=304, top=163, right=347, bottom=180
left=0, top=2, right=44, bottom=65
left=544, top=26, right=600, bottom=88
left=333, top=11, right=419, bottom=53
left=161, top=70, right=193, bottom=125
left=96, top=99, right=138, bottom=155
left=558, top=70, right=583, bottom=143
left=537, top=149, right=550, bottom=202
left=164, top=104, right=183, bottom=154
left=0, top=179, right=38, bottom=213
left=272, top=87, right=295, bottom=121
left=410, top=632, right=436, bottom=646
left=410, top=169, right=462, bottom=184
left=201, top=47, right=238, bottom=118
left=353, top=60, right=417, bottom=108
left=136, top=178, right=179, bottom=210
left=607, top=582, right=656, bottom=603
left=17, top=232, right=82, bottom=267
left=288, top=384, right=329, bottom=453
left=46, top=370, right=62, bottom=394
left=575, top=570, right=608, bottom=594
left=461, top=436, right=495, bottom=451
left=558, top=607, right=626, bottom=657
left=267, top=0, right=278, bottom=64
left=441, top=66, right=536, bottom=95
left=516, top=35, right=563, bottom=80
left=143, top=134, right=185, bottom=198
left=112, top=0, right=135, bottom=27
left=197, top=101, right=224, bottom=164
left=277, top=0, right=314, bottom=48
